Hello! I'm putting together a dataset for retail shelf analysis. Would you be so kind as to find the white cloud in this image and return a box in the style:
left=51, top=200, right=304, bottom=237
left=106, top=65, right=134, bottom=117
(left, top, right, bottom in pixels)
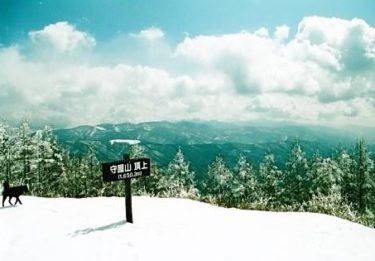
left=1, top=17, right=375, bottom=127
left=274, top=25, right=290, bottom=42
left=176, top=16, right=375, bottom=101
left=29, top=21, right=96, bottom=53
left=130, top=27, right=165, bottom=41
left=254, top=27, right=269, bottom=37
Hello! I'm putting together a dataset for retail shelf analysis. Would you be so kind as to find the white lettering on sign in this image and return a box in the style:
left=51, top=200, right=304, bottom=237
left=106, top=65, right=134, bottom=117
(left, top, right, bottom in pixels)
left=110, top=165, right=117, bottom=174
left=118, top=171, right=143, bottom=179
left=117, top=164, right=124, bottom=174
left=134, top=161, right=141, bottom=171
left=141, top=161, right=148, bottom=170
left=108, top=159, right=149, bottom=176
left=103, top=158, right=150, bottom=182
left=124, top=163, right=132, bottom=172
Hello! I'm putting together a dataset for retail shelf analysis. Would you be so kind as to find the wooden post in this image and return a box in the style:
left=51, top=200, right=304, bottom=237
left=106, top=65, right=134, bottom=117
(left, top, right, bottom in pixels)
left=123, top=154, right=133, bottom=223
left=102, top=155, right=150, bottom=223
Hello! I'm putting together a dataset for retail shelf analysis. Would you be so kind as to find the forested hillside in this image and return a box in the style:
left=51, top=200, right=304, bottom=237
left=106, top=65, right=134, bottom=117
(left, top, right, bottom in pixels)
left=54, top=121, right=375, bottom=176
left=1, top=120, right=375, bottom=227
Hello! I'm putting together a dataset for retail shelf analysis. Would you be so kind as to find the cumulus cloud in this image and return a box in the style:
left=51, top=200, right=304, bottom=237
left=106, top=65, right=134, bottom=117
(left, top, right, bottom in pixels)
left=29, top=21, right=96, bottom=53
left=176, top=16, right=375, bottom=103
left=130, top=27, right=165, bottom=41
left=1, top=17, right=375, bottom=127
left=274, top=25, right=290, bottom=42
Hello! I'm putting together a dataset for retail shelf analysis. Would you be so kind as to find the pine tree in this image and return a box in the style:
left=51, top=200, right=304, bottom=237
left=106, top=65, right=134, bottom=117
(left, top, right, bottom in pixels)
left=83, top=147, right=102, bottom=196
left=204, top=155, right=233, bottom=205
left=353, top=139, right=374, bottom=212
left=164, top=147, right=196, bottom=197
left=129, top=144, right=149, bottom=195
left=259, top=152, right=283, bottom=205
left=232, top=154, right=258, bottom=205
left=0, top=122, right=17, bottom=183
left=336, top=149, right=356, bottom=203
left=34, top=126, right=65, bottom=196
left=309, top=155, right=342, bottom=197
left=15, top=121, right=35, bottom=184
left=147, top=164, right=167, bottom=196
left=0, top=122, right=12, bottom=181
left=283, top=141, right=309, bottom=205
left=129, top=143, right=145, bottom=158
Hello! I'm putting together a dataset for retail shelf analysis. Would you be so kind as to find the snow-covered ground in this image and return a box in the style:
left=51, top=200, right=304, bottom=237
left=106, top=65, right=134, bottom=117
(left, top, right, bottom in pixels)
left=1, top=196, right=375, bottom=261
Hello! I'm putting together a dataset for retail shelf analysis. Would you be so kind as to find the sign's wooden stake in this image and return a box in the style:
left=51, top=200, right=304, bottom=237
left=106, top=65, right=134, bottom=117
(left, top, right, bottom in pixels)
left=123, top=154, right=133, bottom=223
left=125, top=179, right=133, bottom=223
left=102, top=154, right=150, bottom=224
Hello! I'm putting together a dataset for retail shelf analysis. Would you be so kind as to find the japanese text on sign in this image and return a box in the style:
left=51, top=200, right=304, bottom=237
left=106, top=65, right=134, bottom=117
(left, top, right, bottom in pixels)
left=102, top=158, right=151, bottom=182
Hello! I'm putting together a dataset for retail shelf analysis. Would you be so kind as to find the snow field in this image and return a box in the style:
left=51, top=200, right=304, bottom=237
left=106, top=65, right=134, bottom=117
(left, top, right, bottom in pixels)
left=1, top=196, right=375, bottom=261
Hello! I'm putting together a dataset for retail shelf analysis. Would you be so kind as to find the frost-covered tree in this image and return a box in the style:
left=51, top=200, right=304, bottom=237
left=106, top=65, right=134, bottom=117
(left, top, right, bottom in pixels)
left=259, top=153, right=283, bottom=205
left=15, top=121, right=35, bottom=183
left=148, top=164, right=168, bottom=196
left=283, top=141, right=309, bottom=204
left=232, top=154, right=258, bottom=205
left=163, top=147, right=196, bottom=197
left=83, top=147, right=102, bottom=196
left=336, top=149, right=356, bottom=203
left=34, top=126, right=65, bottom=196
left=0, top=122, right=17, bottom=182
left=129, top=144, right=149, bottom=195
left=130, top=143, right=145, bottom=159
left=353, top=139, right=375, bottom=212
left=306, top=152, right=356, bottom=220
left=204, top=155, right=233, bottom=205
left=0, top=122, right=12, bottom=181
left=309, top=155, right=342, bottom=197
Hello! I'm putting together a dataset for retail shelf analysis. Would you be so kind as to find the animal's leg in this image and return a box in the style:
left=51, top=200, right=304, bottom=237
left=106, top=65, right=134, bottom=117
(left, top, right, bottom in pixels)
left=2, top=195, right=6, bottom=207
left=15, top=196, right=22, bottom=205
left=8, top=196, right=13, bottom=205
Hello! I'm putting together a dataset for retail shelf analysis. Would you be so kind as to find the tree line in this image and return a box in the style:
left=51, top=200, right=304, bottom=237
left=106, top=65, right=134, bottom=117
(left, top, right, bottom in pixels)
left=1, top=121, right=374, bottom=227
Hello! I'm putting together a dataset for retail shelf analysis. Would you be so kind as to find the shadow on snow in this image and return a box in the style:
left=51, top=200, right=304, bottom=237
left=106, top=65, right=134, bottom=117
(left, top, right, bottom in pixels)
left=69, top=220, right=127, bottom=237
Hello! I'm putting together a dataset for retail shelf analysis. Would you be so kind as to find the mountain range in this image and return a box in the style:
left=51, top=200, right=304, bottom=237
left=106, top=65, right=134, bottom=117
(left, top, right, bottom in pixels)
left=54, top=121, right=375, bottom=178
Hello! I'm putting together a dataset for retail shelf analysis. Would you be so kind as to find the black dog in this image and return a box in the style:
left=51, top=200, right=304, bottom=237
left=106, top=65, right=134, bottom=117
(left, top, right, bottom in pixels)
left=2, top=181, right=29, bottom=207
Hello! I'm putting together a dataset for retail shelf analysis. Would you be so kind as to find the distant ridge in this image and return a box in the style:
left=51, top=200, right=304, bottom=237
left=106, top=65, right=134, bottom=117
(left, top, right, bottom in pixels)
left=53, top=121, right=375, bottom=177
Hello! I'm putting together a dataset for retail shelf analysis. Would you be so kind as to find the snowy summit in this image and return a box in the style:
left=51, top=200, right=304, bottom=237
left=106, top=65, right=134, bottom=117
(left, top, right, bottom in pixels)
left=1, top=196, right=375, bottom=261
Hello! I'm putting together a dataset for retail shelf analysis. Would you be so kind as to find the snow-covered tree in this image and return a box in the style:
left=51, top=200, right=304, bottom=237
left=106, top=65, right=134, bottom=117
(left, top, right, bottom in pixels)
left=15, top=120, right=35, bottom=183
left=232, top=154, right=258, bottom=205
left=259, top=152, right=283, bottom=205
left=34, top=126, right=65, bottom=196
left=283, top=141, right=309, bottom=204
left=130, top=143, right=145, bottom=159
left=148, top=164, right=168, bottom=196
left=204, top=155, right=233, bottom=205
left=83, top=147, right=102, bottom=196
left=163, top=147, right=196, bottom=197
left=0, top=123, right=17, bottom=183
left=336, top=149, right=356, bottom=203
left=129, top=144, right=149, bottom=195
left=0, top=122, right=14, bottom=181
left=353, top=139, right=375, bottom=212
left=309, top=155, right=342, bottom=197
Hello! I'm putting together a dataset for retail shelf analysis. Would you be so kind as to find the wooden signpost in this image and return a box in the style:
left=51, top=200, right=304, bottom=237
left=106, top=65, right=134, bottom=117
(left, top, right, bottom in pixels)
left=102, top=154, right=151, bottom=223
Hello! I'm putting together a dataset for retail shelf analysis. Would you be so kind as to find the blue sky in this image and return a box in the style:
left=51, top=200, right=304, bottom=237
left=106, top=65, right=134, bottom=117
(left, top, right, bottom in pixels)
left=0, top=0, right=375, bottom=127
left=2, top=0, right=374, bottom=43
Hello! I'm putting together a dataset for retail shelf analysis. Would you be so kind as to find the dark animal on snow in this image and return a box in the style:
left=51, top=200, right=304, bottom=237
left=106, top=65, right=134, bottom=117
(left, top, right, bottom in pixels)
left=2, top=181, right=29, bottom=207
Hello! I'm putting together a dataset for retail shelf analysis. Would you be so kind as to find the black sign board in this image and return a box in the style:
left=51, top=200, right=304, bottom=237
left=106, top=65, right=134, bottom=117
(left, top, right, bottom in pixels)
left=102, top=158, right=151, bottom=182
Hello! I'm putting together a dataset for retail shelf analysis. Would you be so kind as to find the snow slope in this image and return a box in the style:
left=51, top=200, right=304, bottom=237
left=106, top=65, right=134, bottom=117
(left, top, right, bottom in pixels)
left=1, top=196, right=375, bottom=261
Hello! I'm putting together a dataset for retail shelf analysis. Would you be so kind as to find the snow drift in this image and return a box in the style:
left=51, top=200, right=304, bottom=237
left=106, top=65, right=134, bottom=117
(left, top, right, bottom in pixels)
left=1, top=196, right=374, bottom=261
